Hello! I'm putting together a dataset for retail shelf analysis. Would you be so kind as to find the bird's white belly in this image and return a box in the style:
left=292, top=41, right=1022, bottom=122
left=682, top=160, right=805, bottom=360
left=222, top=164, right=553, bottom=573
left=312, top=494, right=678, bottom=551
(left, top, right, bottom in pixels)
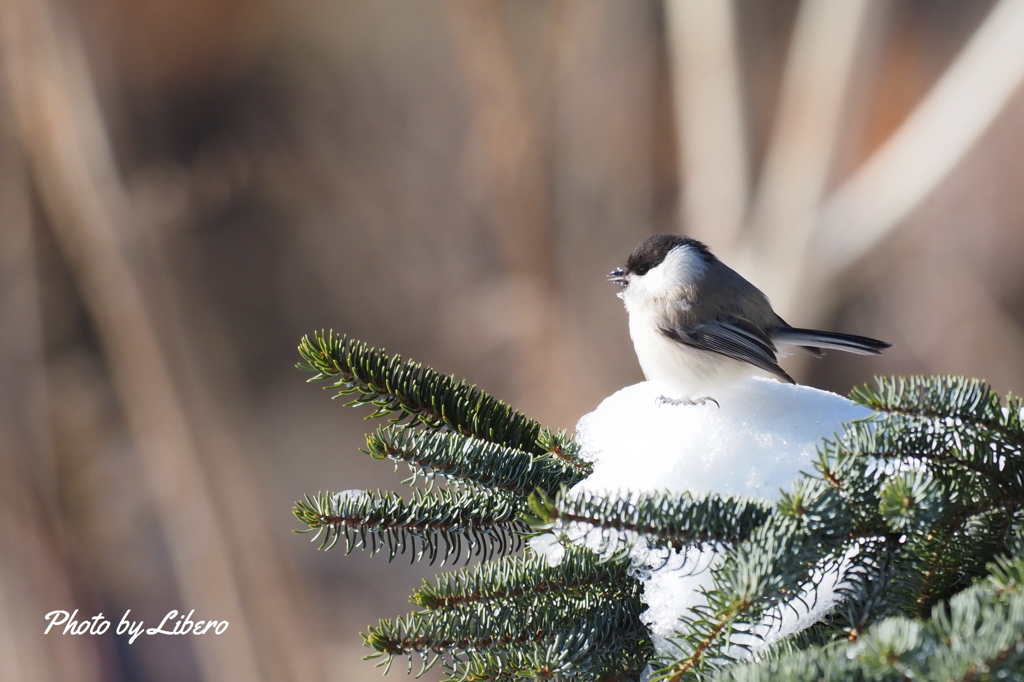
left=628, top=311, right=749, bottom=398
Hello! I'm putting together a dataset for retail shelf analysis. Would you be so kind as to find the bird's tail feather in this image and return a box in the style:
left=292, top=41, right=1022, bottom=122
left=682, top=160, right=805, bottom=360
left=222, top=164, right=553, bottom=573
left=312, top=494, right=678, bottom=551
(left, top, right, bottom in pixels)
left=776, top=327, right=890, bottom=356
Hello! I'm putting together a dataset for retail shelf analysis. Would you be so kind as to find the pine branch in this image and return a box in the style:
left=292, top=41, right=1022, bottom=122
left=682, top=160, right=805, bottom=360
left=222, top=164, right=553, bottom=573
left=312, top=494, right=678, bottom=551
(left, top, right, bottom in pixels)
left=811, top=428, right=889, bottom=535
left=795, top=377, right=1024, bottom=630
left=851, top=376, right=1024, bottom=452
left=297, top=331, right=551, bottom=454
left=441, top=630, right=651, bottom=682
left=715, top=554, right=1024, bottom=681
left=295, top=337, right=1024, bottom=682
left=836, top=377, right=1024, bottom=616
left=363, top=549, right=651, bottom=679
left=778, top=536, right=901, bottom=647
left=411, top=545, right=637, bottom=610
left=876, top=467, right=947, bottom=534
left=364, top=424, right=587, bottom=495
left=293, top=489, right=526, bottom=564
left=538, top=427, right=594, bottom=481
left=366, top=589, right=643, bottom=657
left=658, top=478, right=854, bottom=679
left=529, top=488, right=773, bottom=556
left=845, top=413, right=1022, bottom=503
left=365, top=586, right=649, bottom=677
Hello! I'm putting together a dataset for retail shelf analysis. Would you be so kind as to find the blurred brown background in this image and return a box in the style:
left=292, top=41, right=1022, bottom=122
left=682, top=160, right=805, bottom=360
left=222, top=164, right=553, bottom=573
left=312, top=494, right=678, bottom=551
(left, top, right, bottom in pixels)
left=3, top=0, right=1024, bottom=680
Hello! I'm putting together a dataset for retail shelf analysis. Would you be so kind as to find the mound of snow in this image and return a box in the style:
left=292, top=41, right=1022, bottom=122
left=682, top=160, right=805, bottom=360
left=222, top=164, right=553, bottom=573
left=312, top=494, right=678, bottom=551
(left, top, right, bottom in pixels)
left=534, top=377, right=872, bottom=661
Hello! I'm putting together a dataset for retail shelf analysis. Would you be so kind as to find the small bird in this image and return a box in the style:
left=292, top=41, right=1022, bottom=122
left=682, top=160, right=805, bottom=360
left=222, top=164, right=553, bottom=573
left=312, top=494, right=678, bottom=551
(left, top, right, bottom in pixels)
left=609, top=234, right=890, bottom=405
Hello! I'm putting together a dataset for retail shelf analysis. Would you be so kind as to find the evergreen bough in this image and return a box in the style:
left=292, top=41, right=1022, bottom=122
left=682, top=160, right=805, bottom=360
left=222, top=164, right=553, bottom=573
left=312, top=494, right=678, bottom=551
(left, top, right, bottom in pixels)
left=293, top=331, right=1024, bottom=681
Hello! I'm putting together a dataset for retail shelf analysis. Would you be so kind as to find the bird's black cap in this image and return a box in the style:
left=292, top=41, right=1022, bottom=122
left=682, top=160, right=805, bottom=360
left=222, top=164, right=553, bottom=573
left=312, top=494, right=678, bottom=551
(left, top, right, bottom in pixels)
left=625, top=234, right=712, bottom=276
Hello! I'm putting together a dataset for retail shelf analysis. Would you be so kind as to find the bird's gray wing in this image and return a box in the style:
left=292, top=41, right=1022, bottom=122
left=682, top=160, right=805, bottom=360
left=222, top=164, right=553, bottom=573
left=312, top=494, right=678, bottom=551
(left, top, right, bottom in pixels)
left=661, top=317, right=795, bottom=383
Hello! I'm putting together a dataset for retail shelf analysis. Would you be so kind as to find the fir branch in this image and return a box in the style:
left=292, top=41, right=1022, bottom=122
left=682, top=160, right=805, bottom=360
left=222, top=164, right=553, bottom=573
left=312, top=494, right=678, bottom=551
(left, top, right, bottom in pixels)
left=365, top=425, right=586, bottom=495
left=297, top=331, right=544, bottom=453
left=293, top=489, right=526, bottom=564
left=851, top=376, right=1024, bottom=451
left=877, top=468, right=946, bottom=533
left=891, top=504, right=1018, bottom=618
left=537, top=427, right=594, bottom=481
left=660, top=480, right=854, bottom=679
left=529, top=487, right=773, bottom=556
left=715, top=555, right=1024, bottom=681
left=823, top=377, right=1024, bottom=617
left=811, top=431, right=889, bottom=535
left=364, top=587, right=649, bottom=677
left=442, top=630, right=651, bottom=682
left=370, top=590, right=643, bottom=654
left=846, top=413, right=1022, bottom=502
left=697, top=379, right=1024, bottom=678
left=910, top=530, right=957, bottom=616
left=775, top=477, right=853, bottom=541
left=795, top=536, right=902, bottom=645
left=294, top=336, right=1024, bottom=681
left=411, top=545, right=637, bottom=610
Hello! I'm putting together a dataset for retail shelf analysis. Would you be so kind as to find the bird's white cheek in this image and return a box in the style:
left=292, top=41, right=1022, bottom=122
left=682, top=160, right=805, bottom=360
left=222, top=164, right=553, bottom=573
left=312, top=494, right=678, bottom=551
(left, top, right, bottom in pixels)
left=619, top=281, right=651, bottom=312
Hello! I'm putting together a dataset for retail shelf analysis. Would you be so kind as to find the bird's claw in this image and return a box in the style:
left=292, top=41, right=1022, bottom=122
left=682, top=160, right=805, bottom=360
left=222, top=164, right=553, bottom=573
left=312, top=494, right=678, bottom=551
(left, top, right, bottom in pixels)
left=656, top=395, right=720, bottom=409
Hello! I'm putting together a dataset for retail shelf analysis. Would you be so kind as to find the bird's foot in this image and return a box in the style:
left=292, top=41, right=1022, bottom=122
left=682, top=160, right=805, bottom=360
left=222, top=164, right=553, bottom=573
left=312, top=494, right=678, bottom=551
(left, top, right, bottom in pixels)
left=656, top=395, right=720, bottom=408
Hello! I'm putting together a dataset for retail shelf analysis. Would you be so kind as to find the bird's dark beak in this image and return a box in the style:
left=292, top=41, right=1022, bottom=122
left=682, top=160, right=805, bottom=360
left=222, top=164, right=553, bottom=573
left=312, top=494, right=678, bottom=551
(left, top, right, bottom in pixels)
left=608, top=267, right=629, bottom=286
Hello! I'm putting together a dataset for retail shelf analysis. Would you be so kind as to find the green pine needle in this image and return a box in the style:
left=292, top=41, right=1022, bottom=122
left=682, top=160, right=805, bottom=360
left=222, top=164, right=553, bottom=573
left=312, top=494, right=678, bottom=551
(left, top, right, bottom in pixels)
left=297, top=330, right=547, bottom=453
left=294, top=332, right=1024, bottom=682
left=293, top=488, right=527, bottom=564
left=528, top=487, right=773, bottom=556
left=716, top=554, right=1024, bottom=681
left=364, top=583, right=650, bottom=678
left=410, top=545, right=638, bottom=610
left=364, top=424, right=587, bottom=495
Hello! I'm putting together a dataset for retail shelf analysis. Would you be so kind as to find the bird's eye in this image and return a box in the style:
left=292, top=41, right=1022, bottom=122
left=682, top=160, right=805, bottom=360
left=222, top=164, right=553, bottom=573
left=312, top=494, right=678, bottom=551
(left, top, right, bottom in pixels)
left=632, top=264, right=650, bottom=276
